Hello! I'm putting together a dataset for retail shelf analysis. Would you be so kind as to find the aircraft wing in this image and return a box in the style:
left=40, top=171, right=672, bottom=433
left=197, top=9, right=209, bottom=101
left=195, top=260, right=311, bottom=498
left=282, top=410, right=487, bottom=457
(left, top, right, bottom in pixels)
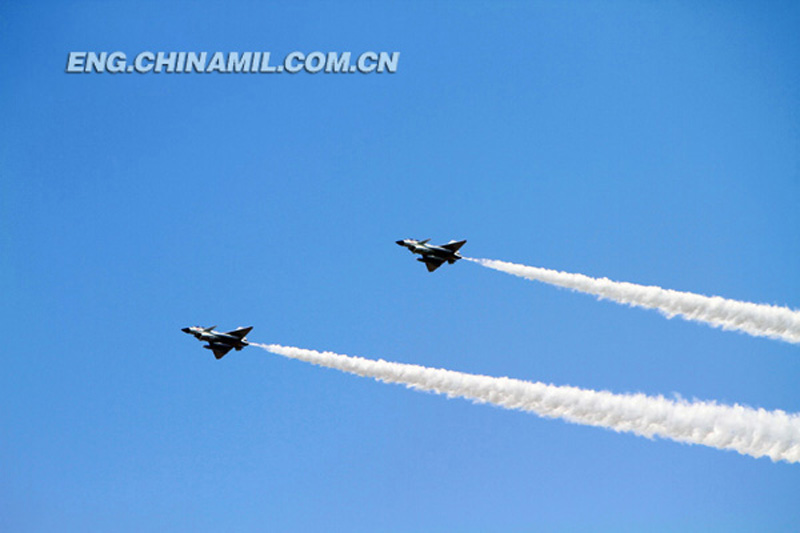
left=440, top=240, right=466, bottom=252
left=225, top=326, right=253, bottom=339
left=207, top=343, right=233, bottom=359
left=419, top=257, right=445, bottom=272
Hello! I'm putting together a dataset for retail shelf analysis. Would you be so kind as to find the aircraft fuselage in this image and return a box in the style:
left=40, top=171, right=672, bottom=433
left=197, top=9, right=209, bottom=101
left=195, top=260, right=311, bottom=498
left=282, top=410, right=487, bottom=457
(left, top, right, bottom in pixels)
left=395, top=238, right=467, bottom=272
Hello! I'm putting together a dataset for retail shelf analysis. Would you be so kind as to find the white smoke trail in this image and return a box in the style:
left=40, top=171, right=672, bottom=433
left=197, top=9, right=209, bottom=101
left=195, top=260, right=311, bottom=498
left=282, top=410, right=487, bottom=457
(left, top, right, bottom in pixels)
left=254, top=343, right=800, bottom=463
left=467, top=258, right=800, bottom=344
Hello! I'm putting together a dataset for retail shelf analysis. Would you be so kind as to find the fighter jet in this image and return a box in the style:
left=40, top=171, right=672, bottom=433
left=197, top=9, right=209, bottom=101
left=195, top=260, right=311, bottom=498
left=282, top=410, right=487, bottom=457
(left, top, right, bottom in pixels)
left=395, top=238, right=467, bottom=272
left=181, top=325, right=253, bottom=359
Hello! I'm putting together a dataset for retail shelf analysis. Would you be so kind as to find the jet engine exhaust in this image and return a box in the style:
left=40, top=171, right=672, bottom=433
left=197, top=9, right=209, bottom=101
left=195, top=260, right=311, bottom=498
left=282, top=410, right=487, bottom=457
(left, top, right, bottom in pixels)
left=466, top=257, right=800, bottom=345
left=253, top=342, right=800, bottom=463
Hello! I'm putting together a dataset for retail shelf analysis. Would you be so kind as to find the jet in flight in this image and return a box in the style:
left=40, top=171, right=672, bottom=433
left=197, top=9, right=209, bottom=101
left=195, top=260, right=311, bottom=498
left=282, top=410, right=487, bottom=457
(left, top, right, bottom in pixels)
left=181, top=325, right=253, bottom=359
left=395, top=238, right=467, bottom=272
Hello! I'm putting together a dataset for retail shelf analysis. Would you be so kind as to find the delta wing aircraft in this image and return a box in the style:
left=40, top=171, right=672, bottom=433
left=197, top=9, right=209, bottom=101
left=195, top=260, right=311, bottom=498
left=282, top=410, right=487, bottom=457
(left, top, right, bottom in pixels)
left=396, top=238, right=467, bottom=272
left=181, top=325, right=253, bottom=359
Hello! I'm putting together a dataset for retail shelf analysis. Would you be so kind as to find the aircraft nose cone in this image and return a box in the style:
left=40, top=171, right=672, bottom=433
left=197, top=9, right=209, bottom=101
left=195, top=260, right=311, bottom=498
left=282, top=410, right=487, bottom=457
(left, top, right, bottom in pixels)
left=181, top=327, right=191, bottom=333
left=396, top=240, right=405, bottom=246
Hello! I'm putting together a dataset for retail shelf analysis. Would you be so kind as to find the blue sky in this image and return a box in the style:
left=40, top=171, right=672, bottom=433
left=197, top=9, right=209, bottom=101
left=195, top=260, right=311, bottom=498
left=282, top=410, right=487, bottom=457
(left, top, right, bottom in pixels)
left=2, top=1, right=799, bottom=531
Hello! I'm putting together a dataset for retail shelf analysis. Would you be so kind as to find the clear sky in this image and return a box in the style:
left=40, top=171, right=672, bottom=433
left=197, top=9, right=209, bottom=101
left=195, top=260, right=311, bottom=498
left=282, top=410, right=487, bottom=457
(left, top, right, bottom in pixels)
left=2, top=1, right=799, bottom=531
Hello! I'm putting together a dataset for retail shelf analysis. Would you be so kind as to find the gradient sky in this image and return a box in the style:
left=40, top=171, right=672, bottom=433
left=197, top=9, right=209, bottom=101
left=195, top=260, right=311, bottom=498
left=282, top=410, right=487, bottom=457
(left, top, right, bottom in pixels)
left=2, top=2, right=799, bottom=531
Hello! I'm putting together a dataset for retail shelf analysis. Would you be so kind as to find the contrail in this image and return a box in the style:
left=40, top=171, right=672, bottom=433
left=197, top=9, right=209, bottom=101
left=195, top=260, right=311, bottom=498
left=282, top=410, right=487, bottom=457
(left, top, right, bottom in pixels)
left=253, top=343, right=800, bottom=463
left=466, top=257, right=800, bottom=344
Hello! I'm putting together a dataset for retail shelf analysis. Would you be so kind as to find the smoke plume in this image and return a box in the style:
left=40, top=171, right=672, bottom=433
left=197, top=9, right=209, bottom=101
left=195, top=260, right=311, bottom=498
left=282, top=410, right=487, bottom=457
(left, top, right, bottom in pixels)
left=254, top=343, right=800, bottom=463
left=467, top=258, right=800, bottom=344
